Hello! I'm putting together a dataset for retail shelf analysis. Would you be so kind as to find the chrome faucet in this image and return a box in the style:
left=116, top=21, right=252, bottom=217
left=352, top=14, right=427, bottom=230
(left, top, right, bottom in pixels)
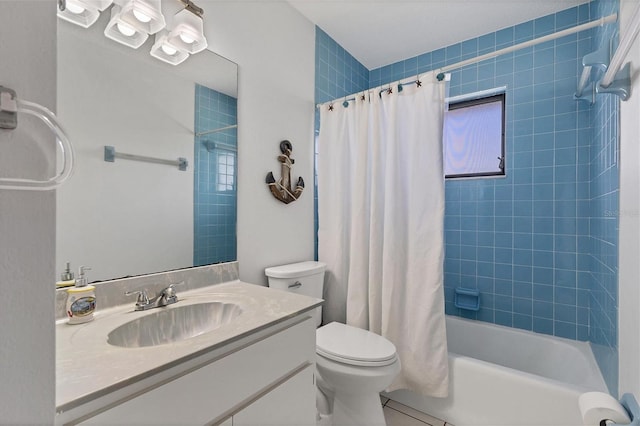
left=125, top=282, right=183, bottom=311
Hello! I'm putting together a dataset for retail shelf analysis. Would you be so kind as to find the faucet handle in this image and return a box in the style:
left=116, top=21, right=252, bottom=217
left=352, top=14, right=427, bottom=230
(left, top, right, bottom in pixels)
left=170, top=281, right=185, bottom=288
left=125, top=289, right=150, bottom=308
left=166, top=281, right=185, bottom=296
left=162, top=282, right=183, bottom=304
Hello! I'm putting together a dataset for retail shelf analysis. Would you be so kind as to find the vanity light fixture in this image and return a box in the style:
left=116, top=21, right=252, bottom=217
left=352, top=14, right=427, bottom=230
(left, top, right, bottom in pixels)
left=114, top=0, right=166, bottom=36
left=104, top=5, right=149, bottom=48
left=57, top=0, right=113, bottom=28
left=165, top=7, right=207, bottom=54
left=57, top=0, right=208, bottom=66
left=150, top=30, right=190, bottom=65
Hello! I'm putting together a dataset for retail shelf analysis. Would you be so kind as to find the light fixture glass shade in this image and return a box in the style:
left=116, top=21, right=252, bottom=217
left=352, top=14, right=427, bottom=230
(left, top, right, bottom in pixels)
left=117, top=0, right=166, bottom=35
left=104, top=5, right=149, bottom=48
left=86, top=0, right=114, bottom=10
left=166, top=9, right=208, bottom=54
left=57, top=0, right=113, bottom=28
left=150, top=31, right=189, bottom=66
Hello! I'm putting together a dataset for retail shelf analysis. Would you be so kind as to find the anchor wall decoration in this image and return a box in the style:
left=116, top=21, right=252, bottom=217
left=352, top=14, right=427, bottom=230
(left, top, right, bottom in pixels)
left=265, top=140, right=304, bottom=204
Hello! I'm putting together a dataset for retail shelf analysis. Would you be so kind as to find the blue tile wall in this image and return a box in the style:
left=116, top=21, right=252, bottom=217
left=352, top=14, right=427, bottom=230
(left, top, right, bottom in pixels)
left=194, top=84, right=238, bottom=266
left=314, top=1, right=620, bottom=392
left=589, top=0, right=619, bottom=396
left=314, top=27, right=370, bottom=259
left=370, top=4, right=597, bottom=342
left=315, top=28, right=370, bottom=104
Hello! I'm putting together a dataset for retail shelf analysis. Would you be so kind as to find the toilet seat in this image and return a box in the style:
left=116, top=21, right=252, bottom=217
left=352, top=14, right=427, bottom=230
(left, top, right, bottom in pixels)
left=316, top=322, right=397, bottom=367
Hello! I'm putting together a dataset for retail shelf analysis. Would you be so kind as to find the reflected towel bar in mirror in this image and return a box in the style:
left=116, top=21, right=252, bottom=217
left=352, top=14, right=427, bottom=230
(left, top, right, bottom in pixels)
left=203, top=140, right=237, bottom=153
left=196, top=123, right=237, bottom=137
left=104, top=145, right=188, bottom=171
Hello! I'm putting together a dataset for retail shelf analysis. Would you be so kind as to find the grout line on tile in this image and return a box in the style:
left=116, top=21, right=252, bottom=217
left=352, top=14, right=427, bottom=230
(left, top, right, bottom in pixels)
left=384, top=405, right=434, bottom=426
left=386, top=399, right=445, bottom=426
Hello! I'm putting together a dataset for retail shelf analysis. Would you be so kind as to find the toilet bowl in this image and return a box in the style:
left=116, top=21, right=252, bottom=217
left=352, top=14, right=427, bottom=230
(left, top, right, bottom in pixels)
left=315, top=322, right=400, bottom=426
left=265, top=262, right=400, bottom=426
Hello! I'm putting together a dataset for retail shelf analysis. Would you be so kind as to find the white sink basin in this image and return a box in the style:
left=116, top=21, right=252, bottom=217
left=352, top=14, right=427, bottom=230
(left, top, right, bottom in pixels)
left=107, top=302, right=242, bottom=348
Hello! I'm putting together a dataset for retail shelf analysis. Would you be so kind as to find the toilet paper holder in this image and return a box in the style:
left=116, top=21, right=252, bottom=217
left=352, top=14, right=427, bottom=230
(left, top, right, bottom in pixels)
left=613, top=394, right=640, bottom=426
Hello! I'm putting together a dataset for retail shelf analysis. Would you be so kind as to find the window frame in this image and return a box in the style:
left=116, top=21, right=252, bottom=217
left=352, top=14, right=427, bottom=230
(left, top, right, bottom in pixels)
left=444, top=93, right=506, bottom=179
left=216, top=149, right=236, bottom=192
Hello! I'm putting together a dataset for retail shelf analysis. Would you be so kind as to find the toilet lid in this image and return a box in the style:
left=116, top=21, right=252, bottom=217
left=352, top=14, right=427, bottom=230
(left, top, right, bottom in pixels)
left=316, top=322, right=397, bottom=366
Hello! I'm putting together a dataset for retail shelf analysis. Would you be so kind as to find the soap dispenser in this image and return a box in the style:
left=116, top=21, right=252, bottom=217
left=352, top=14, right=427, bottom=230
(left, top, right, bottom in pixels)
left=66, top=266, right=96, bottom=324
left=56, top=262, right=75, bottom=288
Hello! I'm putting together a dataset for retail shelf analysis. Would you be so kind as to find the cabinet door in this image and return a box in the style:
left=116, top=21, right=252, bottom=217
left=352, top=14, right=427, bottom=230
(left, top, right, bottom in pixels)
left=233, top=364, right=316, bottom=426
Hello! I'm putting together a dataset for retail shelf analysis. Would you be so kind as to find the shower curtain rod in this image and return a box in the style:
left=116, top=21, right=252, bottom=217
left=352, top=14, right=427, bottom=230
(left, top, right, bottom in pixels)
left=317, top=13, right=618, bottom=108
left=435, top=13, right=617, bottom=80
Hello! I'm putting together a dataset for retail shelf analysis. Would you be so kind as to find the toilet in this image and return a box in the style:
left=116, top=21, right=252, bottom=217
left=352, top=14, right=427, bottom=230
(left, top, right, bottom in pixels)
left=265, top=261, right=401, bottom=426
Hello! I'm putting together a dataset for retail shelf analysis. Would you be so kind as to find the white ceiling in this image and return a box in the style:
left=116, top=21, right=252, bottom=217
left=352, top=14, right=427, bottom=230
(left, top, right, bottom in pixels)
left=288, top=0, right=591, bottom=70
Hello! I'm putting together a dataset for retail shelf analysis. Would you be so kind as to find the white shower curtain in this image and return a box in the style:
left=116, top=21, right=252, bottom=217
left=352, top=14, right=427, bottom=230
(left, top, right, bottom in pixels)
left=317, top=71, right=449, bottom=397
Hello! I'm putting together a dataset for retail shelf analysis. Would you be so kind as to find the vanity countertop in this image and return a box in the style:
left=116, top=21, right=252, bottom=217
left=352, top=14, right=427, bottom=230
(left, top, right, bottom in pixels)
left=56, top=280, right=322, bottom=413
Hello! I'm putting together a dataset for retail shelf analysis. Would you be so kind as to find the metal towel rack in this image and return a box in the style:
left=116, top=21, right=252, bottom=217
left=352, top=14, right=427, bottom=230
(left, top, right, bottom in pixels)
left=574, top=44, right=613, bottom=103
left=104, top=146, right=188, bottom=171
left=600, top=1, right=640, bottom=92
left=575, top=3, right=640, bottom=103
left=0, top=86, right=75, bottom=190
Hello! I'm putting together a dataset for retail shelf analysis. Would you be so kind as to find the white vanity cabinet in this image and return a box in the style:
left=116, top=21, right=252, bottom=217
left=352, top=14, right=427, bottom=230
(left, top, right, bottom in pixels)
left=58, top=315, right=316, bottom=425
left=232, top=364, right=315, bottom=425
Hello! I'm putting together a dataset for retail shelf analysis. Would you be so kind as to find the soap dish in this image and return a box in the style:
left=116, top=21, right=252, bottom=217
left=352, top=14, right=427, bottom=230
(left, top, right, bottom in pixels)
left=454, top=288, right=480, bottom=311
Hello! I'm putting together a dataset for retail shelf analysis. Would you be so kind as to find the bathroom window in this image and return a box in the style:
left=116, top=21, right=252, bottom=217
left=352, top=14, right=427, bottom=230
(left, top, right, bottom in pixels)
left=216, top=150, right=236, bottom=192
left=443, top=93, right=505, bottom=178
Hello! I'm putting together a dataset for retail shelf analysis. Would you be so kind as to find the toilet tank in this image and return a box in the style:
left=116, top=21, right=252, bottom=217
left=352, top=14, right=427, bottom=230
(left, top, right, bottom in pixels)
left=265, top=261, right=326, bottom=327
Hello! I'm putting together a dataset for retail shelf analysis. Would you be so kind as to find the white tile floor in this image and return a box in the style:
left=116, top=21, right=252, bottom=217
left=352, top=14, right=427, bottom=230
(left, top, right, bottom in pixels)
left=381, top=397, right=453, bottom=426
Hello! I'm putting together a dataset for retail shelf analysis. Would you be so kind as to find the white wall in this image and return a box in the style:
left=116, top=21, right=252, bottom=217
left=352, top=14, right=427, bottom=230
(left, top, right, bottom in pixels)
left=202, top=2, right=317, bottom=285
left=56, top=20, right=194, bottom=281
left=0, top=1, right=56, bottom=423
left=0, top=2, right=314, bottom=421
left=618, top=0, right=640, bottom=398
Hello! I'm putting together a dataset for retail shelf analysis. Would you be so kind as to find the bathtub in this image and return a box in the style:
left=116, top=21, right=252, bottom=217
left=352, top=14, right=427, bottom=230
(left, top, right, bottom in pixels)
left=386, top=316, right=608, bottom=426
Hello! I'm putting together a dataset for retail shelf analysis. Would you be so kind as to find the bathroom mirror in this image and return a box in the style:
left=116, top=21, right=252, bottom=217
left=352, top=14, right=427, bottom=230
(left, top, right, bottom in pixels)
left=56, top=13, right=238, bottom=283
